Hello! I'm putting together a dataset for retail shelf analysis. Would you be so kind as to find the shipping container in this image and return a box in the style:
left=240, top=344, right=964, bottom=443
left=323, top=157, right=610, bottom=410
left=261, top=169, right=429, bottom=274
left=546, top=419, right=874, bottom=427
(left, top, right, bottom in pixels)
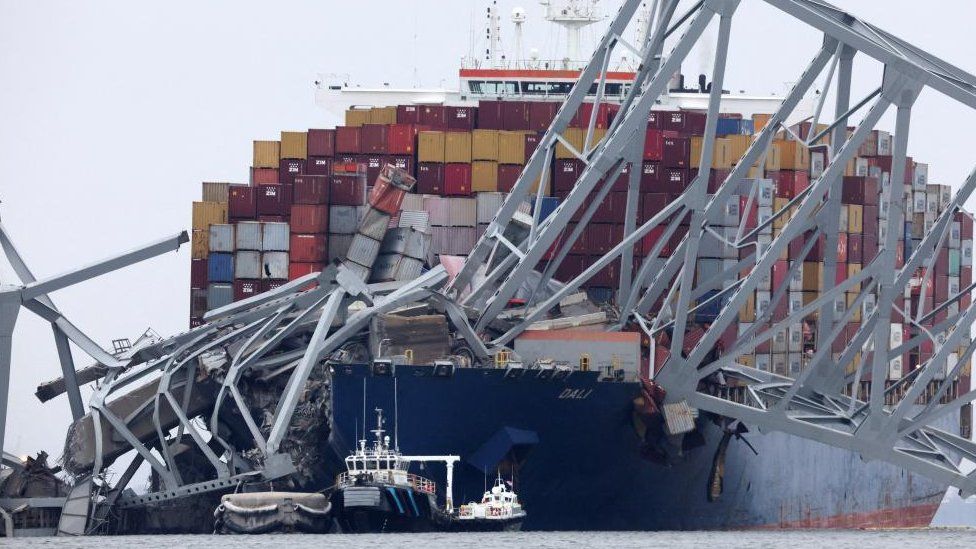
left=371, top=254, right=425, bottom=282
left=192, top=201, right=228, bottom=230
left=208, top=224, right=234, bottom=253
left=444, top=131, right=472, bottom=163
left=329, top=205, right=360, bottom=234
left=201, top=182, right=232, bottom=203
left=307, top=128, right=335, bottom=157
left=278, top=158, right=305, bottom=185
left=446, top=105, right=478, bottom=130
left=379, top=227, right=431, bottom=260
left=418, top=131, right=446, bottom=163
left=290, top=204, right=329, bottom=233
left=262, top=251, right=289, bottom=279
left=346, top=233, right=382, bottom=267
left=430, top=226, right=478, bottom=256
left=498, top=131, right=528, bottom=164
left=472, top=161, right=499, bottom=193
left=307, top=156, right=333, bottom=176
left=190, top=288, right=208, bottom=317
left=398, top=210, right=430, bottom=232
left=331, top=174, right=367, bottom=206
left=208, top=252, right=234, bottom=283
left=361, top=124, right=389, bottom=154
left=235, top=221, right=262, bottom=251
left=335, top=126, right=362, bottom=154
left=420, top=105, right=447, bottom=127
left=396, top=104, right=421, bottom=124
left=207, top=283, right=234, bottom=310
left=359, top=207, right=392, bottom=241
left=263, top=222, right=290, bottom=251
left=255, top=185, right=290, bottom=216
left=251, top=167, right=279, bottom=185
left=280, top=131, right=307, bottom=159
left=290, top=233, right=327, bottom=262
left=328, top=234, right=354, bottom=262
left=228, top=186, right=256, bottom=220
left=289, top=261, right=324, bottom=280
left=497, top=164, right=523, bottom=193
left=253, top=140, right=280, bottom=168
left=472, top=129, right=499, bottom=161
left=190, top=258, right=208, bottom=289
left=388, top=124, right=419, bottom=155
left=528, top=101, right=559, bottom=132
left=445, top=163, right=472, bottom=196
left=235, top=250, right=261, bottom=279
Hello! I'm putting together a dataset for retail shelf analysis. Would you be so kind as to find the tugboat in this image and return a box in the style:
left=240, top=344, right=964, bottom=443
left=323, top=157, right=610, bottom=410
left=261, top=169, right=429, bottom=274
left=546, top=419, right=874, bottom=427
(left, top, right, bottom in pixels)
left=330, top=408, right=459, bottom=533
left=453, top=474, right=527, bottom=532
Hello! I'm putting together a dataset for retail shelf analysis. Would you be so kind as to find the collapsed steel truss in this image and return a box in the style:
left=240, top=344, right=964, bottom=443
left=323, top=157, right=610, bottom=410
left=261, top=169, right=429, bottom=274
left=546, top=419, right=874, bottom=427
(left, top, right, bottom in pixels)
left=452, top=0, right=976, bottom=496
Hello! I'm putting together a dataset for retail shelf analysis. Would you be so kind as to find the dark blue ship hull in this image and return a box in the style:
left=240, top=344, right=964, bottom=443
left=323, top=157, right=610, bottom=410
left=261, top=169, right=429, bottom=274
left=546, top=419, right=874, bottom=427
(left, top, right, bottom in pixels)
left=328, top=364, right=948, bottom=530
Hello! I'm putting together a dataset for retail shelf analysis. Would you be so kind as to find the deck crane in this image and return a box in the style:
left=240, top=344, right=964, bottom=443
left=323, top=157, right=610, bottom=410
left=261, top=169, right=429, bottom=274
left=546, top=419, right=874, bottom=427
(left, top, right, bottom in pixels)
left=5, top=0, right=976, bottom=536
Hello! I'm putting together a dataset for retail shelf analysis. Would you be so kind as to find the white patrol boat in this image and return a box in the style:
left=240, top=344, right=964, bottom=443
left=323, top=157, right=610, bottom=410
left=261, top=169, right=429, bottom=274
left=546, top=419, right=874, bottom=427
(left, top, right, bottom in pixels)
left=454, top=474, right=527, bottom=532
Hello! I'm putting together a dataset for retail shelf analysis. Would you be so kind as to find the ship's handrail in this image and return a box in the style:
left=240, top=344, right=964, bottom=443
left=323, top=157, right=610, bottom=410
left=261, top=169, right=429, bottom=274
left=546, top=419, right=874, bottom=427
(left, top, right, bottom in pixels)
left=335, top=470, right=437, bottom=495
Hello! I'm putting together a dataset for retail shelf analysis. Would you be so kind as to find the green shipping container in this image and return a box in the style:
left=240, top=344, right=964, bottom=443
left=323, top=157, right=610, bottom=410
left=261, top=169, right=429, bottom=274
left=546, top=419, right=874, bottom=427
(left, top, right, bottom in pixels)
left=949, top=249, right=961, bottom=275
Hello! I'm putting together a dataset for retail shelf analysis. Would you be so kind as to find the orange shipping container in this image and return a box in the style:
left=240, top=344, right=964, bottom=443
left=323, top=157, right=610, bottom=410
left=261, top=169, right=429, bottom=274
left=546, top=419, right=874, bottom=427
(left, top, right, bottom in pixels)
left=444, top=131, right=472, bottom=163
left=765, top=139, right=809, bottom=171
left=753, top=113, right=772, bottom=132
left=252, top=140, right=280, bottom=168
left=280, top=131, right=308, bottom=159
left=418, top=131, right=446, bottom=163
left=472, top=161, right=499, bottom=192
left=689, top=136, right=733, bottom=169
left=472, top=129, right=499, bottom=161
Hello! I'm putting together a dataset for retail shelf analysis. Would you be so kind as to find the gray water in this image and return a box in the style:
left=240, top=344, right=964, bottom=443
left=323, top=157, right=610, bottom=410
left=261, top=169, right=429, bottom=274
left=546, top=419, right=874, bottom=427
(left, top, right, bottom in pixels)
left=5, top=531, right=976, bottom=548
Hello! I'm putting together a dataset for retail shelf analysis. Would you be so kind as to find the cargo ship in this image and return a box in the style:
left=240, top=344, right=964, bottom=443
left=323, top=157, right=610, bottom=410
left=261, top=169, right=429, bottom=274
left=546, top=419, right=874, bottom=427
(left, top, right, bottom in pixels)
left=181, top=0, right=972, bottom=531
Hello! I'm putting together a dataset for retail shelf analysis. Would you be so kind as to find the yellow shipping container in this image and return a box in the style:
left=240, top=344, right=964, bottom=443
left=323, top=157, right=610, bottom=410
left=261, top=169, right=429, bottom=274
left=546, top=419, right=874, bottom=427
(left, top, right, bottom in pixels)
left=280, top=131, right=308, bottom=159
left=773, top=197, right=790, bottom=229
left=738, top=355, right=755, bottom=369
left=368, top=106, right=397, bottom=125
left=472, top=161, right=499, bottom=192
left=498, top=131, right=527, bottom=165
left=192, top=201, right=227, bottom=231
left=191, top=230, right=209, bottom=260
left=345, top=108, right=370, bottom=127
left=739, top=291, right=756, bottom=322
left=253, top=140, right=280, bottom=168
left=689, top=136, right=733, bottom=169
left=847, top=292, right=862, bottom=322
left=848, top=204, right=864, bottom=233
left=847, top=263, right=862, bottom=292
left=444, top=131, right=472, bottom=163
left=418, top=131, right=446, bottom=163
left=753, top=113, right=772, bottom=132
left=726, top=134, right=751, bottom=164
left=555, top=128, right=585, bottom=159
left=472, top=129, right=499, bottom=161
left=802, top=262, right=821, bottom=292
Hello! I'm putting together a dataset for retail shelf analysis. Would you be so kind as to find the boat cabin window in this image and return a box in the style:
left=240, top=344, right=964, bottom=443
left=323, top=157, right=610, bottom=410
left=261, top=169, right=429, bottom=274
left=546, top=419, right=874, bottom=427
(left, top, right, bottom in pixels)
left=587, top=82, right=624, bottom=96
left=468, top=80, right=519, bottom=95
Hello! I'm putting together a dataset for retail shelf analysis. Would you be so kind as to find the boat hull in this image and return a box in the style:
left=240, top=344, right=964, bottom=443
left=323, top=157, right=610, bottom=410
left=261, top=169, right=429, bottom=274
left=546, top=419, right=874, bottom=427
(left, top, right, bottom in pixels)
left=328, top=364, right=952, bottom=530
left=331, top=484, right=442, bottom=533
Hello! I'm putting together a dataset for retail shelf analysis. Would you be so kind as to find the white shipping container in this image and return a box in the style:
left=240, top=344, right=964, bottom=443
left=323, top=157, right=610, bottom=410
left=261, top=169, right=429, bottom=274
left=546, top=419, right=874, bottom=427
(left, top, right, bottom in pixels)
left=359, top=207, right=392, bottom=241
left=262, top=251, right=289, bottom=280
left=755, top=353, right=771, bottom=372
left=401, top=193, right=427, bottom=211
left=939, top=185, right=952, bottom=210
left=340, top=260, right=370, bottom=281
left=855, top=157, right=869, bottom=177
left=263, top=222, right=290, bottom=251
left=379, top=227, right=431, bottom=260
left=772, top=327, right=788, bottom=353
left=398, top=210, right=431, bottom=232
left=424, top=196, right=451, bottom=227
left=370, top=254, right=425, bottom=282
left=789, top=266, right=803, bottom=291
left=950, top=221, right=962, bottom=248
left=788, top=352, right=802, bottom=375
left=477, top=192, right=506, bottom=224
left=430, top=226, right=478, bottom=256
left=788, top=323, right=803, bottom=352
left=757, top=178, right=774, bottom=207
left=962, top=240, right=973, bottom=267
left=771, top=353, right=787, bottom=376
left=755, top=291, right=771, bottom=319
left=329, top=206, right=360, bottom=234
left=788, top=291, right=803, bottom=315
left=346, top=233, right=381, bottom=268
left=235, top=221, right=263, bottom=251
left=328, top=234, right=354, bottom=262
left=235, top=251, right=261, bottom=279
left=448, top=198, right=478, bottom=227
left=209, top=224, right=234, bottom=253
left=207, top=283, right=234, bottom=310
left=949, top=276, right=960, bottom=296
left=809, top=151, right=825, bottom=179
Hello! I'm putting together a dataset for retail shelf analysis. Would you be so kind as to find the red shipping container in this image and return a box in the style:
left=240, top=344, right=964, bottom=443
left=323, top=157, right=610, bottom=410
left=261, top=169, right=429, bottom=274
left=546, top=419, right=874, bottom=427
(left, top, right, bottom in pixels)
left=586, top=256, right=617, bottom=287
left=290, top=233, right=328, bottom=262
left=290, top=204, right=329, bottom=233
left=420, top=105, right=447, bottom=128
left=644, top=128, right=664, bottom=160
left=662, top=137, right=690, bottom=168
left=862, top=234, right=878, bottom=262
left=841, top=176, right=879, bottom=205
left=661, top=168, right=688, bottom=193
left=772, top=259, right=789, bottom=289
left=251, top=167, right=278, bottom=185
left=641, top=193, right=669, bottom=220
left=233, top=279, right=262, bottom=301
left=524, top=133, right=541, bottom=161
left=788, top=230, right=823, bottom=261
left=306, top=156, right=332, bottom=176
left=498, top=164, right=522, bottom=193
left=396, top=105, right=421, bottom=124
left=648, top=111, right=665, bottom=129
left=868, top=156, right=914, bottom=185
left=335, top=126, right=362, bottom=154
left=190, top=258, right=207, bottom=289
left=258, top=215, right=286, bottom=223
left=554, top=254, right=586, bottom=283
left=229, top=185, right=256, bottom=220
left=446, top=106, right=478, bottom=130
left=662, top=110, right=706, bottom=136
left=369, top=164, right=416, bottom=214
left=364, top=155, right=384, bottom=185
left=640, top=225, right=671, bottom=257
left=571, top=103, right=609, bottom=129
left=957, top=210, right=974, bottom=239
left=705, top=169, right=731, bottom=194
left=388, top=155, right=414, bottom=176
left=567, top=224, right=588, bottom=254
left=554, top=159, right=585, bottom=192
left=444, top=163, right=472, bottom=196
left=331, top=175, right=366, bottom=206
left=478, top=100, right=504, bottom=129
left=293, top=175, right=330, bottom=205
left=256, top=184, right=290, bottom=216
left=640, top=161, right=661, bottom=192
left=770, top=170, right=809, bottom=199
left=263, top=279, right=287, bottom=292
left=336, top=155, right=357, bottom=163
left=416, top=162, right=445, bottom=194
left=587, top=223, right=623, bottom=254
left=307, top=128, right=335, bottom=157
left=739, top=196, right=759, bottom=229
left=388, top=124, right=419, bottom=155
left=289, top=262, right=325, bottom=280
left=502, top=101, right=530, bottom=130
left=278, top=158, right=305, bottom=185
left=529, top=102, right=559, bottom=132
left=361, top=124, right=389, bottom=154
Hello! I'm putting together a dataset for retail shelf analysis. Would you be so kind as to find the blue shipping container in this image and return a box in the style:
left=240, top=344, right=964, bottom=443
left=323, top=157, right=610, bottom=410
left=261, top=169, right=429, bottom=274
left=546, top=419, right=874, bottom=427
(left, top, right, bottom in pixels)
left=208, top=252, right=234, bottom=283
left=534, top=197, right=561, bottom=221
left=716, top=118, right=754, bottom=136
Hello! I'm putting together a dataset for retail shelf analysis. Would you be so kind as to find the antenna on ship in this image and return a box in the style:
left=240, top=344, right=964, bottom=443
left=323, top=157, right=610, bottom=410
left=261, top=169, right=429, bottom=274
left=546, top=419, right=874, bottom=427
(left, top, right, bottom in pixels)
left=512, top=7, right=527, bottom=69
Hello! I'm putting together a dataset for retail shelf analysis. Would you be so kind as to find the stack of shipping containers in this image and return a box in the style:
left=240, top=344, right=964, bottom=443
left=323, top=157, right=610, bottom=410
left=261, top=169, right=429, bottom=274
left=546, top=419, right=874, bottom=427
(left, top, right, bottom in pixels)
left=188, top=99, right=970, bottom=421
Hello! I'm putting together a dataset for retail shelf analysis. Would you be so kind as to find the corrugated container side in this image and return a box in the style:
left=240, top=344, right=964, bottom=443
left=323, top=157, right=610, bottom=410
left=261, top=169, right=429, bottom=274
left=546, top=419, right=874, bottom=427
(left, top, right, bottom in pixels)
left=444, top=131, right=472, bottom=163
left=472, top=129, right=499, bottom=161
left=290, top=234, right=328, bottom=262
left=289, top=262, right=324, bottom=280
left=448, top=198, right=478, bottom=227
left=191, top=230, right=209, bottom=259
left=263, top=222, right=291, bottom=251
left=329, top=206, right=360, bottom=234
left=207, top=283, right=234, bottom=310
left=346, top=233, right=381, bottom=267
left=345, top=108, right=370, bottom=127
left=262, top=251, right=289, bottom=279
left=370, top=254, right=424, bottom=282
left=208, top=224, right=234, bottom=253
left=367, top=106, right=397, bottom=125
left=190, top=288, right=208, bottom=317
left=307, top=128, right=335, bottom=157
left=253, top=140, right=281, bottom=168
left=340, top=260, right=371, bottom=281
left=498, top=131, right=527, bottom=164
left=192, top=201, right=228, bottom=230
left=418, top=131, right=446, bottom=163
left=379, top=227, right=431, bottom=259
left=328, top=234, right=354, bottom=262
left=235, top=250, right=261, bottom=279
left=472, top=161, right=499, bottom=192
left=430, top=226, right=478, bottom=256
left=359, top=207, right=392, bottom=241
left=235, top=221, right=263, bottom=251
left=228, top=186, right=256, bottom=220
left=401, top=193, right=426, bottom=211
left=201, top=182, right=232, bottom=203
left=207, top=253, right=234, bottom=283
left=477, top=192, right=506, bottom=224
left=280, top=131, right=308, bottom=159
left=424, top=196, right=451, bottom=227
left=290, top=204, right=329, bottom=233
left=233, top=279, right=262, bottom=302
left=398, top=210, right=430, bottom=232
left=190, top=258, right=208, bottom=289
left=335, top=126, right=362, bottom=154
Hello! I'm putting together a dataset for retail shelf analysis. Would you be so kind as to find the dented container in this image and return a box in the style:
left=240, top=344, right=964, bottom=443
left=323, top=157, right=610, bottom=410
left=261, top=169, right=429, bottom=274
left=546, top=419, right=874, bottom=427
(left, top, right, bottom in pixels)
left=371, top=254, right=425, bottom=282
left=379, top=227, right=431, bottom=260
left=262, top=251, right=289, bottom=280
left=358, top=207, right=392, bottom=241
left=328, top=233, right=354, bottom=262
left=346, top=233, right=382, bottom=267
left=329, top=205, right=360, bottom=234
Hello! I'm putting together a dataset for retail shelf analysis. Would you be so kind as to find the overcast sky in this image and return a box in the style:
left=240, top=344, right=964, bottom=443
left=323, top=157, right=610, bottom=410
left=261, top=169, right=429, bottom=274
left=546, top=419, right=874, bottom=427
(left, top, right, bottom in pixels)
left=2, top=0, right=976, bottom=470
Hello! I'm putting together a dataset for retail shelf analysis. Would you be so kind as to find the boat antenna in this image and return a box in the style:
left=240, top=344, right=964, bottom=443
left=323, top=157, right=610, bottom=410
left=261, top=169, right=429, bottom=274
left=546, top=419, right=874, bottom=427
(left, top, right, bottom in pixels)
left=362, top=377, right=367, bottom=444
left=394, top=377, right=400, bottom=451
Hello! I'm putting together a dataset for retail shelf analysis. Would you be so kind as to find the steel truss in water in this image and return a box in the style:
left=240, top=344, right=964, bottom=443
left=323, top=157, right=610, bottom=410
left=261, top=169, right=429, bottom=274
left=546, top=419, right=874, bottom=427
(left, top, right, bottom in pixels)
left=453, top=0, right=976, bottom=497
